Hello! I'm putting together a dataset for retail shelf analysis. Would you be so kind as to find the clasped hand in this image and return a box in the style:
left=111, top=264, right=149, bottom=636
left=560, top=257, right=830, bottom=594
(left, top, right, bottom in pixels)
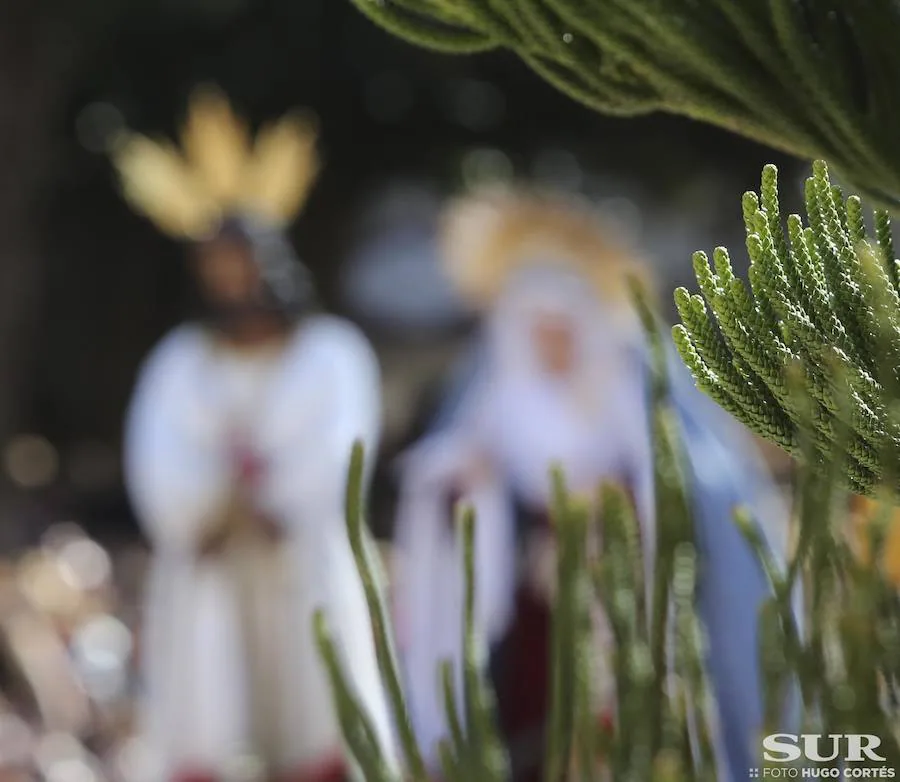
left=196, top=445, right=284, bottom=557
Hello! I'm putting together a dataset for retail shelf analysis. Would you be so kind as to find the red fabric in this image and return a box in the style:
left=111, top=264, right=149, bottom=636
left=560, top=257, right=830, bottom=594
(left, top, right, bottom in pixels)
left=498, top=586, right=551, bottom=739
left=597, top=710, right=614, bottom=734
left=495, top=501, right=618, bottom=781
left=445, top=486, right=627, bottom=781
left=276, top=754, right=347, bottom=782
left=233, top=445, right=268, bottom=488
left=171, top=772, right=218, bottom=782
left=229, top=439, right=285, bottom=540
left=494, top=583, right=552, bottom=782
left=171, top=755, right=347, bottom=782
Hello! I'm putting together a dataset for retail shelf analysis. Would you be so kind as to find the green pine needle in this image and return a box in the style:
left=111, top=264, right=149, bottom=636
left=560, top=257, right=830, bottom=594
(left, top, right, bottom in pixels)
left=675, top=160, right=900, bottom=498
left=348, top=1, right=900, bottom=214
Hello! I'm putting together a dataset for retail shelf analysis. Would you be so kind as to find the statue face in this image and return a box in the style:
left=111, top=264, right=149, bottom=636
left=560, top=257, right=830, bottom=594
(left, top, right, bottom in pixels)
left=193, top=235, right=261, bottom=306
left=530, top=312, right=576, bottom=376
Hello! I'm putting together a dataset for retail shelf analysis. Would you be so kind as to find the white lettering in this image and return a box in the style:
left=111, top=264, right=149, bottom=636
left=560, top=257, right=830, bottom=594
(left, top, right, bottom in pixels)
left=761, top=731, right=893, bottom=775
left=846, top=735, right=887, bottom=763
left=764, top=734, right=803, bottom=763
left=801, top=734, right=841, bottom=763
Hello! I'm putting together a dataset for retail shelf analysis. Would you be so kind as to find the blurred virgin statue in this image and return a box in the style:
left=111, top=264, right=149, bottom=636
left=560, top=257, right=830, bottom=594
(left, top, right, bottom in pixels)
left=392, top=187, right=792, bottom=782
left=110, top=88, right=396, bottom=782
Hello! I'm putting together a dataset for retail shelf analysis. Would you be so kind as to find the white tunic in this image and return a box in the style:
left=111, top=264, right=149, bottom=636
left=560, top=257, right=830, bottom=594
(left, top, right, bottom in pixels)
left=124, top=315, right=396, bottom=780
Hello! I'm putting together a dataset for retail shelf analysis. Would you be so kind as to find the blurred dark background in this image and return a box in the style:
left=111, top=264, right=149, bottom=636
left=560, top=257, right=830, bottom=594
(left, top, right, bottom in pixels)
left=0, top=0, right=802, bottom=550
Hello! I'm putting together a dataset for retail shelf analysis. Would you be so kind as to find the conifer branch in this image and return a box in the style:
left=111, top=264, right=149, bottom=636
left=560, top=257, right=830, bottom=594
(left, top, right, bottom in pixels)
left=348, top=0, right=900, bottom=213
left=675, top=160, right=900, bottom=497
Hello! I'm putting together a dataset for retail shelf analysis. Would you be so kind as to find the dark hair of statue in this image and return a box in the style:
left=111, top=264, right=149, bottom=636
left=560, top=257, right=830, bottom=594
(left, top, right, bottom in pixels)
left=190, top=214, right=317, bottom=337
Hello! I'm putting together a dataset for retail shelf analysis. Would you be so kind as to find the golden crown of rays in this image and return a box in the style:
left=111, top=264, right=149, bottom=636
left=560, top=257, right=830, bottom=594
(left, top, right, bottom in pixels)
left=440, top=186, right=652, bottom=309
left=109, top=86, right=321, bottom=240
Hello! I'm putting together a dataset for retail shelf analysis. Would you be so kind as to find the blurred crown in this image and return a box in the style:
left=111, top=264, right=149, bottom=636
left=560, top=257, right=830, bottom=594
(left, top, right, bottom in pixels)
left=109, top=85, right=321, bottom=240
left=440, top=186, right=652, bottom=309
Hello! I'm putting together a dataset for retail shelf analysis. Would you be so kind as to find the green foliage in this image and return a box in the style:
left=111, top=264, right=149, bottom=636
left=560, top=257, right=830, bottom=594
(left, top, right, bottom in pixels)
left=313, top=295, right=731, bottom=782
left=337, top=4, right=900, bottom=773
left=673, top=160, right=900, bottom=497
left=345, top=1, right=900, bottom=487
left=755, top=432, right=900, bottom=768
left=314, top=444, right=508, bottom=782
left=347, top=0, right=900, bottom=212
left=316, top=293, right=900, bottom=780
